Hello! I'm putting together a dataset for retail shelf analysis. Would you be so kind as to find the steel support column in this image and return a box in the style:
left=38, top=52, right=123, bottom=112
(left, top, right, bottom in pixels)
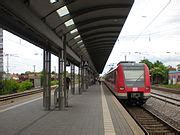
left=70, top=64, right=75, bottom=95
left=88, top=70, right=91, bottom=86
left=43, top=50, right=51, bottom=110
left=85, top=68, right=88, bottom=90
left=78, top=65, right=82, bottom=94
left=81, top=63, right=85, bottom=92
left=58, top=50, right=64, bottom=110
left=63, top=35, right=68, bottom=107
left=0, top=28, right=3, bottom=81
left=89, top=70, right=92, bottom=86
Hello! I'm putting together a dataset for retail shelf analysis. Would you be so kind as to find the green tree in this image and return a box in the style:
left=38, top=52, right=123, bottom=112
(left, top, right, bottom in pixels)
left=151, top=60, right=168, bottom=84
left=18, top=80, right=33, bottom=92
left=0, top=80, right=19, bottom=95
left=140, top=59, right=153, bottom=70
left=25, top=71, right=32, bottom=74
left=153, top=60, right=163, bottom=67
left=51, top=71, right=56, bottom=74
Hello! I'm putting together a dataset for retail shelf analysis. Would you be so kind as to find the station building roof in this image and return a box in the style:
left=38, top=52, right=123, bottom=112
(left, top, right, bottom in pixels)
left=0, top=0, right=134, bottom=73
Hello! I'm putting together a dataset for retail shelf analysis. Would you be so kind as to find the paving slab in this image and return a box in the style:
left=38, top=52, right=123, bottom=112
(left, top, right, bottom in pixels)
left=0, top=84, right=144, bottom=135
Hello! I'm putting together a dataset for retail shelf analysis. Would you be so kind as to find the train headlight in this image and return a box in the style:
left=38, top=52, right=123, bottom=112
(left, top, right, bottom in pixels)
left=120, top=87, right=125, bottom=90
left=145, top=87, right=150, bottom=90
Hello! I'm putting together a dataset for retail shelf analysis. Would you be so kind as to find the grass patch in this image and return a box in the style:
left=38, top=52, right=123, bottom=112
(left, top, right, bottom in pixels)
left=159, top=84, right=180, bottom=89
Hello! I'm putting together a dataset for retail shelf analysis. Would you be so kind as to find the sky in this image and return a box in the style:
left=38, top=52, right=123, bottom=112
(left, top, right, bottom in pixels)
left=2, top=0, right=180, bottom=74
left=102, top=0, right=180, bottom=74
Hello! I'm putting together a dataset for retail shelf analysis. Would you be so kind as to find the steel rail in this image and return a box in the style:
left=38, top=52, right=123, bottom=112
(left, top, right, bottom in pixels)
left=0, top=86, right=57, bottom=102
left=125, top=106, right=179, bottom=135
left=103, top=82, right=179, bottom=134
left=152, top=86, right=180, bottom=94
left=151, top=92, right=180, bottom=106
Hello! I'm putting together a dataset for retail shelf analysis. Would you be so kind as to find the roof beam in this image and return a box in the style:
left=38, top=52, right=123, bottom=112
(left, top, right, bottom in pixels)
left=84, top=38, right=117, bottom=44
left=87, top=45, right=114, bottom=51
left=86, top=42, right=115, bottom=47
left=53, top=15, right=125, bottom=31
left=64, top=24, right=121, bottom=36
left=41, top=0, right=76, bottom=20
left=70, top=4, right=132, bottom=17
left=84, top=35, right=118, bottom=42
left=66, top=30, right=119, bottom=42
left=0, top=0, right=81, bottom=64
left=81, top=31, right=120, bottom=39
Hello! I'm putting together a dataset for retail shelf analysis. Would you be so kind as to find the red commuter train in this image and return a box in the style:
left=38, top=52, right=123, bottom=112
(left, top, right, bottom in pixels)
left=104, top=61, right=151, bottom=104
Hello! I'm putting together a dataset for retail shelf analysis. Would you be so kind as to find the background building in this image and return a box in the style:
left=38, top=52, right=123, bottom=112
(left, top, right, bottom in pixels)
left=168, top=71, right=180, bottom=85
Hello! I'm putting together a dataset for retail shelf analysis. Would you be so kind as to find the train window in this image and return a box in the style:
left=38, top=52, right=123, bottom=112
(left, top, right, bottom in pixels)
left=123, top=68, right=144, bottom=87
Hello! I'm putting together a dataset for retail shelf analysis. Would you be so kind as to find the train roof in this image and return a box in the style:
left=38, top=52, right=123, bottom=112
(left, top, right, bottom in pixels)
left=117, top=61, right=135, bottom=64
left=117, top=61, right=144, bottom=66
left=104, top=62, right=145, bottom=76
left=105, top=62, right=145, bottom=76
left=120, top=62, right=144, bottom=67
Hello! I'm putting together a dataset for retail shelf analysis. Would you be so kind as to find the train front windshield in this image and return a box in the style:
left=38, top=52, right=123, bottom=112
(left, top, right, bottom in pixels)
left=123, top=66, right=145, bottom=87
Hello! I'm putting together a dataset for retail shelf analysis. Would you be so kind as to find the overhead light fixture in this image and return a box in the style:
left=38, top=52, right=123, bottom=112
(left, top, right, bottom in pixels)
left=56, top=6, right=69, bottom=17
left=74, top=35, right=81, bottom=39
left=77, top=40, right=82, bottom=44
left=65, top=19, right=74, bottom=27
left=70, top=28, right=78, bottom=34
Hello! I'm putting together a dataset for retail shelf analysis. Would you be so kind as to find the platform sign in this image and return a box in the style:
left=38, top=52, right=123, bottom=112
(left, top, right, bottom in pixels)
left=0, top=28, right=3, bottom=80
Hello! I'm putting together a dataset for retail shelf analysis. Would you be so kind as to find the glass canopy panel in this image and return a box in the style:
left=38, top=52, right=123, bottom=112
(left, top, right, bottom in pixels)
left=70, top=29, right=78, bottom=34
left=50, top=0, right=58, bottom=4
left=77, top=40, right=82, bottom=44
left=80, top=44, right=84, bottom=48
left=74, top=35, right=81, bottom=39
left=65, top=19, right=74, bottom=27
left=56, top=6, right=69, bottom=17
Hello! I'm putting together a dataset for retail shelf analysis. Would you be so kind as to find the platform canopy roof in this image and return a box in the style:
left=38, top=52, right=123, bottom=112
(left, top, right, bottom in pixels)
left=0, top=0, right=134, bottom=73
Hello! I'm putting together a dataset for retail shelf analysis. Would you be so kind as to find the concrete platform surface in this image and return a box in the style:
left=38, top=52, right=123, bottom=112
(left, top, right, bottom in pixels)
left=0, top=84, right=144, bottom=135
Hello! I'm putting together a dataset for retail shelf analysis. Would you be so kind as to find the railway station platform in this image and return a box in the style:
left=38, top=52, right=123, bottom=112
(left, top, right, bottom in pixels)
left=0, top=84, right=144, bottom=135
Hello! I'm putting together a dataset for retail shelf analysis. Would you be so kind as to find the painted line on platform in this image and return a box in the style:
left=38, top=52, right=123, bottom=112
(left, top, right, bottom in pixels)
left=112, top=95, right=145, bottom=135
left=0, top=97, right=42, bottom=113
left=100, top=84, right=116, bottom=135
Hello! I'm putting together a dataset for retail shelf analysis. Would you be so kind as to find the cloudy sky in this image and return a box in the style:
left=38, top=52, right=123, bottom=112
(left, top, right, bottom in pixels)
left=102, top=0, right=180, bottom=74
left=3, top=32, right=59, bottom=74
left=3, top=0, right=180, bottom=74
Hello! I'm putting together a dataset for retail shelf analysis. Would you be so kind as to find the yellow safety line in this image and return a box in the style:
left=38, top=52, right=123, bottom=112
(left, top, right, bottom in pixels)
left=100, top=84, right=116, bottom=135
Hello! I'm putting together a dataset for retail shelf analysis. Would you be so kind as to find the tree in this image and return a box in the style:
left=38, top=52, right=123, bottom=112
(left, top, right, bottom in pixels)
left=140, top=59, right=153, bottom=70
left=0, top=80, right=19, bottom=95
left=25, top=71, right=32, bottom=75
left=51, top=71, right=56, bottom=74
left=153, top=60, right=163, bottom=67
left=140, top=59, right=168, bottom=84
left=151, top=60, right=168, bottom=84
left=18, top=80, right=33, bottom=92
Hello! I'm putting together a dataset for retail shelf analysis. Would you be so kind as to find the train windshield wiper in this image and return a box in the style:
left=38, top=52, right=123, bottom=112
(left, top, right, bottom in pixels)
left=135, top=73, right=144, bottom=82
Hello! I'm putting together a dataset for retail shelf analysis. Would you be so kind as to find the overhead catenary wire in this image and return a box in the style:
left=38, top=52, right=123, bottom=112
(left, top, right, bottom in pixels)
left=132, top=0, right=172, bottom=42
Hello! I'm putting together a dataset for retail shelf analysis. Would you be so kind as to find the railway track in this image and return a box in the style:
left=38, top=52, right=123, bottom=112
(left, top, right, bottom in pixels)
left=151, top=92, right=180, bottom=106
left=125, top=105, right=179, bottom=135
left=0, top=88, right=43, bottom=102
left=0, top=86, right=57, bottom=102
left=152, top=86, right=180, bottom=94
left=103, top=83, right=179, bottom=134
